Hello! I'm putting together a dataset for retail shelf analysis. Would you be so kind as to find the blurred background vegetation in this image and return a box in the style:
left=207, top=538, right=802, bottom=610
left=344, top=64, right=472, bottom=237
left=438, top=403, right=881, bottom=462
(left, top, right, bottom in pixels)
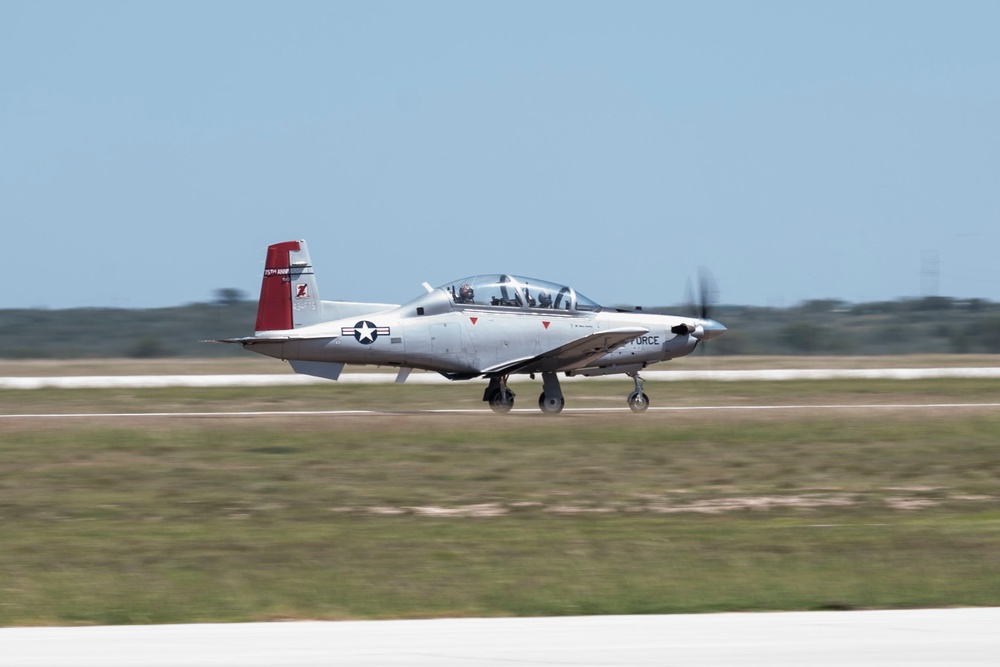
left=1, top=290, right=999, bottom=359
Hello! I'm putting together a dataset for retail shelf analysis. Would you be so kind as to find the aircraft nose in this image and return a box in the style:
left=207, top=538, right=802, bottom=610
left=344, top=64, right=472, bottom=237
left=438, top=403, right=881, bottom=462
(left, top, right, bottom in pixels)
left=700, top=319, right=727, bottom=341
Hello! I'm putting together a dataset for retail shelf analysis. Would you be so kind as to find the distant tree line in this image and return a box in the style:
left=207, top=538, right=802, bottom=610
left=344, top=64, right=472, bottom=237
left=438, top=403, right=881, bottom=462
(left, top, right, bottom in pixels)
left=0, top=293, right=999, bottom=359
left=0, top=290, right=257, bottom=359
left=694, top=297, right=1000, bottom=356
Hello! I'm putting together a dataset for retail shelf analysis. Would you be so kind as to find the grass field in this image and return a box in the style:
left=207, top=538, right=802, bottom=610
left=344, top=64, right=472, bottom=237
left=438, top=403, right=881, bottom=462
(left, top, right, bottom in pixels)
left=2, top=372, right=1000, bottom=626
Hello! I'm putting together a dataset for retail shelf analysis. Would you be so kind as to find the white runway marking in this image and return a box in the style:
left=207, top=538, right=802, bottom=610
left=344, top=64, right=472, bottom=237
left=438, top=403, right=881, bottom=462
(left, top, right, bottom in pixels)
left=2, top=608, right=999, bottom=667
left=2, top=403, right=999, bottom=419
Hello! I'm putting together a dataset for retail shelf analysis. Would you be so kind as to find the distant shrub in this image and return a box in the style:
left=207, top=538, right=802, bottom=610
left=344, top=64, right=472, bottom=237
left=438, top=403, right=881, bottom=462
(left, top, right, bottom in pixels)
left=128, top=336, right=170, bottom=359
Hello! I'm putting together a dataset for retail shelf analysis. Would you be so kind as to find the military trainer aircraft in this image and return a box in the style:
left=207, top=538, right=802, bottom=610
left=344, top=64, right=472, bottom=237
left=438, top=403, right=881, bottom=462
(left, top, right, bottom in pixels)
left=216, top=240, right=726, bottom=413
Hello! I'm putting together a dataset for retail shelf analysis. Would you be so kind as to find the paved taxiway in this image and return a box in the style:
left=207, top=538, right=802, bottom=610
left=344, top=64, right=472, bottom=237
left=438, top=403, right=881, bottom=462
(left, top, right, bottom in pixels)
left=2, top=608, right=999, bottom=666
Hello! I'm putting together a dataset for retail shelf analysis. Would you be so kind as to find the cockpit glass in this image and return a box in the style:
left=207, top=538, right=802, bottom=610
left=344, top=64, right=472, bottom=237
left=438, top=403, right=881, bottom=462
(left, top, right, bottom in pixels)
left=439, top=275, right=602, bottom=312
left=574, top=291, right=601, bottom=312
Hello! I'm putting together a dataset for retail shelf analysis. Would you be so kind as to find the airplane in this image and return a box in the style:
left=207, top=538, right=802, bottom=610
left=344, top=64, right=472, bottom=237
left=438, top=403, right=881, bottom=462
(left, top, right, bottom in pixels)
left=215, top=240, right=727, bottom=413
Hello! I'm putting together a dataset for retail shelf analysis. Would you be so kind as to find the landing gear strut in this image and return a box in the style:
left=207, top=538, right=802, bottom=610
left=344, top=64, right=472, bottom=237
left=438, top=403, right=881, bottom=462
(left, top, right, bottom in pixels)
left=626, top=371, right=649, bottom=413
left=484, top=376, right=515, bottom=413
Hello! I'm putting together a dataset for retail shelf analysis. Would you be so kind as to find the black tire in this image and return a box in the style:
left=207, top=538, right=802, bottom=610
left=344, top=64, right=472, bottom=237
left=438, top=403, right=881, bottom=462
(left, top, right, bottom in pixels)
left=627, top=391, right=649, bottom=413
left=538, top=392, right=565, bottom=414
left=488, top=389, right=515, bottom=414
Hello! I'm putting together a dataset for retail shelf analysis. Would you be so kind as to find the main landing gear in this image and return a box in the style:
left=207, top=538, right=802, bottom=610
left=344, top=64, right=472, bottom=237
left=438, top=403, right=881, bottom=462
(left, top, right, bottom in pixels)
left=626, top=371, right=649, bottom=413
left=484, top=376, right=515, bottom=413
left=537, top=372, right=565, bottom=414
left=485, top=372, right=565, bottom=414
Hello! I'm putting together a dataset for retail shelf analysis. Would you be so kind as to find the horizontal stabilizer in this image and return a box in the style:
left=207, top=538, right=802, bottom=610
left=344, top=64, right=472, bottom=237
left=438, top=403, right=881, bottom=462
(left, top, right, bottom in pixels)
left=205, top=336, right=282, bottom=344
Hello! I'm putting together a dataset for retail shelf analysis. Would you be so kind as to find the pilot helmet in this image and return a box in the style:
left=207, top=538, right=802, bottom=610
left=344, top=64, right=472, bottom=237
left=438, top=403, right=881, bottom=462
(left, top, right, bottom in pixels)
left=460, top=283, right=474, bottom=298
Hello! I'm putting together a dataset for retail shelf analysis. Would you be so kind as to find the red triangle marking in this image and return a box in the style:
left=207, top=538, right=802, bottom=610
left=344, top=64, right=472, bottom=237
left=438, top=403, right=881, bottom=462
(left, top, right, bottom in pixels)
left=542, top=321, right=550, bottom=329
left=470, top=317, right=478, bottom=325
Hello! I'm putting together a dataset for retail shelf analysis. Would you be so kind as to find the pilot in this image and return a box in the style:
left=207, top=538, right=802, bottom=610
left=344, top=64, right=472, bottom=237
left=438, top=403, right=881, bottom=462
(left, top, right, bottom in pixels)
left=537, top=291, right=552, bottom=308
left=456, top=283, right=475, bottom=303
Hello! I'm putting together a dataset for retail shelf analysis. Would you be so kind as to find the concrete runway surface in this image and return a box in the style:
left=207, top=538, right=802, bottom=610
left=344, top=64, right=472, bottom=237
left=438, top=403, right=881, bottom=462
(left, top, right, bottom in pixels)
left=2, top=609, right=999, bottom=666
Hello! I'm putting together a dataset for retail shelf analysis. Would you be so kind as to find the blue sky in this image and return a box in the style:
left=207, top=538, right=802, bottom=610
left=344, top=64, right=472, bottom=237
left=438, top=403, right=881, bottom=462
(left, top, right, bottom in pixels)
left=3, top=1, right=999, bottom=310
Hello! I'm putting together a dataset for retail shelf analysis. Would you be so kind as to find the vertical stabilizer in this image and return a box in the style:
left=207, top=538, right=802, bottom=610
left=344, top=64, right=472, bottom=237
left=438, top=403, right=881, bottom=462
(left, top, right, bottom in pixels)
left=254, top=240, right=323, bottom=333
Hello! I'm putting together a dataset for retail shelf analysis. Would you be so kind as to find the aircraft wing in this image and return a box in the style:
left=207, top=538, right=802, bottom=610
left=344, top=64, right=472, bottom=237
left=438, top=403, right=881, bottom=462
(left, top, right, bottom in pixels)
left=482, top=327, right=648, bottom=377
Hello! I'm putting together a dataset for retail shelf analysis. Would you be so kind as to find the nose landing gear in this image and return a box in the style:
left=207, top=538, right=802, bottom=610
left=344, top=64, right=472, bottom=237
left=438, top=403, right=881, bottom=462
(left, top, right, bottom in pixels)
left=626, top=371, right=649, bottom=413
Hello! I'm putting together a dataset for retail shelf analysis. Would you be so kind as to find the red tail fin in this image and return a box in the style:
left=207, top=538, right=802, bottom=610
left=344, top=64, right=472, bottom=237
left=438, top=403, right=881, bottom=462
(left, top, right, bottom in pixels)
left=254, top=240, right=302, bottom=332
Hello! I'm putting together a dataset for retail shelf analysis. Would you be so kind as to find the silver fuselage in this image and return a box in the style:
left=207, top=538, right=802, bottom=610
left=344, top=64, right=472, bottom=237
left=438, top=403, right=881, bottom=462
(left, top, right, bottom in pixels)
left=245, top=287, right=725, bottom=379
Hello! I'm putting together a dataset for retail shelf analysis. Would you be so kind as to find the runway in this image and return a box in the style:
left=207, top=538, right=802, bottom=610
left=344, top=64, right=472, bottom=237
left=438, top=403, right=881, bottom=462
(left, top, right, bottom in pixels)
left=2, top=608, right=999, bottom=666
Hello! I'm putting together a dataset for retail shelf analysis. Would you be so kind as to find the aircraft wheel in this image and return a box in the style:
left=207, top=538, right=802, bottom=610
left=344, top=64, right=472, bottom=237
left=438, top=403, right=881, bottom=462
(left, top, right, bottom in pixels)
left=488, top=389, right=515, bottom=414
left=538, top=392, right=565, bottom=414
left=627, top=391, right=649, bottom=413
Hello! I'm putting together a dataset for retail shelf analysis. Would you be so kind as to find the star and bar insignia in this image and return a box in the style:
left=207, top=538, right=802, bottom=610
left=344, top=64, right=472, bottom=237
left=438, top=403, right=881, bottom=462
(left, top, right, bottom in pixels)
left=341, top=320, right=391, bottom=344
